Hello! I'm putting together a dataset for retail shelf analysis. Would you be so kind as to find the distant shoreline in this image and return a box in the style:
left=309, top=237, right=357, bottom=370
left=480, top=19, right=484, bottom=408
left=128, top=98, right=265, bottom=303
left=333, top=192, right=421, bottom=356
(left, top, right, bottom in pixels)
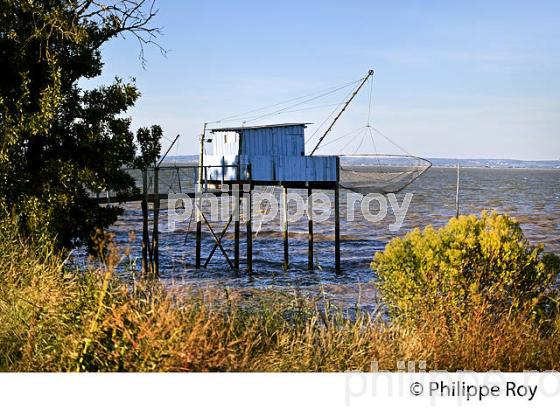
left=164, top=155, right=560, bottom=170
left=427, top=158, right=560, bottom=170
left=430, top=165, right=560, bottom=171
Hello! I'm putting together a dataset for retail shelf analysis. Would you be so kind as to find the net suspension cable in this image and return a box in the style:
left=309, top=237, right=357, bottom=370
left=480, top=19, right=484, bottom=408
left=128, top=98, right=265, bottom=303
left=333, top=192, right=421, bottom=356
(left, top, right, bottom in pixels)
left=202, top=75, right=371, bottom=238
left=207, top=77, right=363, bottom=126
left=305, top=71, right=431, bottom=194
left=198, top=70, right=430, bottom=197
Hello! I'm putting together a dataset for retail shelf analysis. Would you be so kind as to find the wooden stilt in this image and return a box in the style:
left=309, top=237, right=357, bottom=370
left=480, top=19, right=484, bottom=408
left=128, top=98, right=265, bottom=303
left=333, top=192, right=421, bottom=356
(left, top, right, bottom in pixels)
left=195, top=217, right=202, bottom=269
left=334, top=158, right=341, bottom=275
left=195, top=218, right=202, bottom=269
left=246, top=164, right=253, bottom=274
left=141, top=169, right=149, bottom=274
left=195, top=124, right=206, bottom=270
left=234, top=184, right=240, bottom=271
left=152, top=165, right=160, bottom=276
left=195, top=177, right=202, bottom=270
left=307, top=186, right=314, bottom=271
left=282, top=185, right=289, bottom=271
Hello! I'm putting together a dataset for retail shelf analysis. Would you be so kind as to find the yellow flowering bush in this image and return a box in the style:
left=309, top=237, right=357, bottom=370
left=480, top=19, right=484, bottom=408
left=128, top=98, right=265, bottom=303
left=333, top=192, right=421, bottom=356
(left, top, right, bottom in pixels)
left=372, top=212, right=560, bottom=322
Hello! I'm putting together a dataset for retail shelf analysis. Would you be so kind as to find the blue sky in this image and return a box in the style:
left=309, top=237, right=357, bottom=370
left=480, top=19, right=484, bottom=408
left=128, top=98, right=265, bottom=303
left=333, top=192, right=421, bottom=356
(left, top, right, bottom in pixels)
left=87, top=0, right=560, bottom=159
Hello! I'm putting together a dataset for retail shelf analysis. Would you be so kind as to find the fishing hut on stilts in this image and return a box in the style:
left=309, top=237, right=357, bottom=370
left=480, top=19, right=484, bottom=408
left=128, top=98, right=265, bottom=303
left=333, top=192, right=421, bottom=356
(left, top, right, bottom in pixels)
left=100, top=70, right=430, bottom=276
left=192, top=69, right=431, bottom=275
left=199, top=122, right=341, bottom=274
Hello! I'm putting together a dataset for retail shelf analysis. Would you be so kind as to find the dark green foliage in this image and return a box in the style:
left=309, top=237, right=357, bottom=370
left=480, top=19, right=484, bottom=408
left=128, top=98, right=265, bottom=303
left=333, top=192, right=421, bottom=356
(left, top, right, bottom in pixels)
left=0, top=0, right=162, bottom=249
left=134, top=124, right=163, bottom=168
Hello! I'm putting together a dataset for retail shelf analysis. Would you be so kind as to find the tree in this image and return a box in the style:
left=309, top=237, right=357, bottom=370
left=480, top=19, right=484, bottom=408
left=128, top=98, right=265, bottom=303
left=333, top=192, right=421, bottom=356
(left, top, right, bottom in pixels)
left=0, top=0, right=164, bottom=249
left=134, top=125, right=163, bottom=169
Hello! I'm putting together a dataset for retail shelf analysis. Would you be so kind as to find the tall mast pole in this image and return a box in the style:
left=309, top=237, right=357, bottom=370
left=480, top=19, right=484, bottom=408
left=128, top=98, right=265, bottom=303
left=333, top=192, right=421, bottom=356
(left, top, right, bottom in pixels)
left=310, top=69, right=374, bottom=156
left=195, top=122, right=207, bottom=269
left=198, top=123, right=207, bottom=185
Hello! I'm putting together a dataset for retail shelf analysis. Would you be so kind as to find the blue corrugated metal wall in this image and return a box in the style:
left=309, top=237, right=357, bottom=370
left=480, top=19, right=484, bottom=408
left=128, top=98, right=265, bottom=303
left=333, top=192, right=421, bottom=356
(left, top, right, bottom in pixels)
left=240, top=125, right=305, bottom=156
left=205, top=155, right=337, bottom=182
left=207, top=125, right=336, bottom=183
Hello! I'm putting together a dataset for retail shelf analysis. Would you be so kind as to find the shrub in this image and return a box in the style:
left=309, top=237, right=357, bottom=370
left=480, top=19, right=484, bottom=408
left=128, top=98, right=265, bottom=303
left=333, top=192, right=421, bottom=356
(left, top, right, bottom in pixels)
left=2, top=209, right=560, bottom=372
left=372, top=212, right=560, bottom=323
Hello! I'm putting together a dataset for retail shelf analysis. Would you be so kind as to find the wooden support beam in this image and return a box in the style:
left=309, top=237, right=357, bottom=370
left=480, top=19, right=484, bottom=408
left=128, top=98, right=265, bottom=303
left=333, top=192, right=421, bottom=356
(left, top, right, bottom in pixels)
left=246, top=164, right=253, bottom=274
left=141, top=169, right=149, bottom=274
left=152, top=166, right=160, bottom=276
left=195, top=221, right=202, bottom=268
left=204, top=214, right=233, bottom=268
left=234, top=185, right=240, bottom=271
left=195, top=184, right=202, bottom=269
left=334, top=157, right=341, bottom=275
left=195, top=124, right=206, bottom=270
left=307, top=187, right=314, bottom=271
left=200, top=210, right=234, bottom=270
left=282, top=185, right=289, bottom=271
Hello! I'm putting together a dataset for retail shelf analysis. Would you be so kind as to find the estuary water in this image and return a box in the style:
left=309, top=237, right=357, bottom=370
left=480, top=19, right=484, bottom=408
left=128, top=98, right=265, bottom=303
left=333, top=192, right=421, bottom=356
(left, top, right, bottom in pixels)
left=72, top=167, right=560, bottom=310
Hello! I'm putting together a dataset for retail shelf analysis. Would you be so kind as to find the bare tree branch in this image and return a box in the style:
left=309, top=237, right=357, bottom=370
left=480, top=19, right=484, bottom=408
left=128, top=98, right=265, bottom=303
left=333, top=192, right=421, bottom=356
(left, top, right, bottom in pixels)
left=75, top=0, right=166, bottom=67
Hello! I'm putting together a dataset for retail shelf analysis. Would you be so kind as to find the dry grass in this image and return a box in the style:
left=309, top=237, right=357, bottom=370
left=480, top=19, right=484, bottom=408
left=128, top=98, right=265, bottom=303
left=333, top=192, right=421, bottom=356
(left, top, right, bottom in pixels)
left=1, top=221, right=560, bottom=372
